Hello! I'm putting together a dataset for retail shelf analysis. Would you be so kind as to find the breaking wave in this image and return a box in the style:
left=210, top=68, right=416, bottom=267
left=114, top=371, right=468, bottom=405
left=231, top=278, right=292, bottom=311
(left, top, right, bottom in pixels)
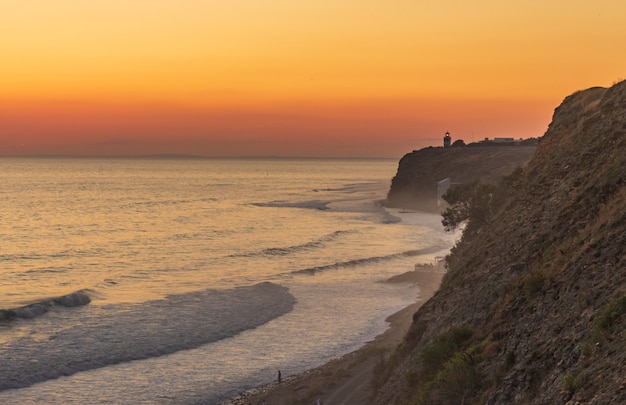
left=121, top=197, right=218, bottom=210
left=228, top=229, right=357, bottom=258
left=291, top=247, right=444, bottom=275
left=251, top=200, right=330, bottom=210
left=0, top=282, right=295, bottom=391
left=0, top=290, right=92, bottom=321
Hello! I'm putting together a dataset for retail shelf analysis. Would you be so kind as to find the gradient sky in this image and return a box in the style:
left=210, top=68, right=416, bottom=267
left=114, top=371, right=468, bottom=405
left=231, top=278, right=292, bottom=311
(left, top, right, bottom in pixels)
left=1, top=1, right=625, bottom=157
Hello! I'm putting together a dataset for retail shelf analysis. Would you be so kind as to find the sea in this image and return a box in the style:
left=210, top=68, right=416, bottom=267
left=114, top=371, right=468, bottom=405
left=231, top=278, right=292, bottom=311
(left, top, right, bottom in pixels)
left=0, top=157, right=454, bottom=404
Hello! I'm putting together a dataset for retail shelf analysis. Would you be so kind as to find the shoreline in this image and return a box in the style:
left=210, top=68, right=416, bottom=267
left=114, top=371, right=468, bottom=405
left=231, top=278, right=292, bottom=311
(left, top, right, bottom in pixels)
left=221, top=266, right=444, bottom=405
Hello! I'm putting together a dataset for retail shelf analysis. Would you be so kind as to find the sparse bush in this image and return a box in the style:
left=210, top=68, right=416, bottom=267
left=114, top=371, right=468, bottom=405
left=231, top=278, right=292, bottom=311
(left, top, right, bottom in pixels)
left=433, top=351, right=482, bottom=404
left=597, top=295, right=626, bottom=331
left=417, top=343, right=484, bottom=405
left=523, top=269, right=545, bottom=297
left=392, top=328, right=478, bottom=403
left=562, top=370, right=585, bottom=395
left=502, top=166, right=524, bottom=186
left=505, top=350, right=516, bottom=369
left=420, top=327, right=474, bottom=377
left=519, top=137, right=539, bottom=146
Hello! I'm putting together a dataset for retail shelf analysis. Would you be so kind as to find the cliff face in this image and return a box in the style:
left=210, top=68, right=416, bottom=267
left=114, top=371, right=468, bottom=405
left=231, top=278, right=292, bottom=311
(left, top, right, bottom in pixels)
left=385, top=145, right=536, bottom=212
left=375, top=81, right=626, bottom=404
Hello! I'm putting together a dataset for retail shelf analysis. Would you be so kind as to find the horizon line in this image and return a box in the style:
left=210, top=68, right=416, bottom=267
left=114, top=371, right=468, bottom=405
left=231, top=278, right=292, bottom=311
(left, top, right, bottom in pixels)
left=0, top=153, right=401, bottom=160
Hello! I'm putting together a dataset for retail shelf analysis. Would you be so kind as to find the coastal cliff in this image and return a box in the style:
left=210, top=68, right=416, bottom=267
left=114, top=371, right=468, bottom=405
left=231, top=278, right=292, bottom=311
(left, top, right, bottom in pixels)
left=385, top=144, right=536, bottom=212
left=375, top=81, right=626, bottom=404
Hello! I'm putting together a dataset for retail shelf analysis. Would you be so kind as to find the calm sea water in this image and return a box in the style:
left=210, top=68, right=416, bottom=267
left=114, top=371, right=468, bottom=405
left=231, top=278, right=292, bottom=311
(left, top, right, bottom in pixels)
left=0, top=157, right=453, bottom=404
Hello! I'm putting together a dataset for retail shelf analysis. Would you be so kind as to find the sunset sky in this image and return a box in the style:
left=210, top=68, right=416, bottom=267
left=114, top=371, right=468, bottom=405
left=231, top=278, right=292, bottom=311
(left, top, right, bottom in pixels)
left=1, top=1, right=625, bottom=157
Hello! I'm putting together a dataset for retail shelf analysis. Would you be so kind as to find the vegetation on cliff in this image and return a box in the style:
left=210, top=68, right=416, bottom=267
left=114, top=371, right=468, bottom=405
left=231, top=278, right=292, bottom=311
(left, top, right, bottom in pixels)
left=375, top=81, right=626, bottom=404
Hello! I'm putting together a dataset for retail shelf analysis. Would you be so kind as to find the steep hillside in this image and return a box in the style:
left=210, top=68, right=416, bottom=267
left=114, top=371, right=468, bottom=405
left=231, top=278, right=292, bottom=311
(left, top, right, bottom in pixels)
left=385, top=145, right=536, bottom=212
left=374, top=81, right=626, bottom=404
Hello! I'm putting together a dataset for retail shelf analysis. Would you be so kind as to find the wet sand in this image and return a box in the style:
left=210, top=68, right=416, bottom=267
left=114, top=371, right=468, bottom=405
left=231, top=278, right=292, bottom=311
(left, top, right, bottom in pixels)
left=222, top=267, right=444, bottom=405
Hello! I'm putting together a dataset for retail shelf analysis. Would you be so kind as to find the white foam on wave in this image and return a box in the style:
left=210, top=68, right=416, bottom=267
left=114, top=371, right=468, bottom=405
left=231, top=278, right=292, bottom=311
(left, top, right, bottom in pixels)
left=226, top=229, right=358, bottom=259
left=251, top=200, right=330, bottom=210
left=0, top=282, right=295, bottom=391
left=290, top=246, right=446, bottom=276
left=0, top=290, right=92, bottom=321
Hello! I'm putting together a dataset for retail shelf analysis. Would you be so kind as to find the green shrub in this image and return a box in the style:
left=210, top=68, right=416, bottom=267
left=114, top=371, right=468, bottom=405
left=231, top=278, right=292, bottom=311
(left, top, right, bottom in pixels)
left=396, top=328, right=482, bottom=404
left=417, top=344, right=484, bottom=405
left=420, top=327, right=474, bottom=377
left=562, top=371, right=585, bottom=395
left=441, top=171, right=517, bottom=235
left=597, top=295, right=626, bottom=331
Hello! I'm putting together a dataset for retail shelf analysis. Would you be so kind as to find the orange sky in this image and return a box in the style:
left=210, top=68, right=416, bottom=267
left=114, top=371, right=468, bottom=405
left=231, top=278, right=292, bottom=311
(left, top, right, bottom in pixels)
left=1, top=1, right=625, bottom=157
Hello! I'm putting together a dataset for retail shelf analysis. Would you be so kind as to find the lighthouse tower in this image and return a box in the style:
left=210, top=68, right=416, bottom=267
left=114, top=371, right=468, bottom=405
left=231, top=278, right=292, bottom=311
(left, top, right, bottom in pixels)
left=443, top=131, right=451, bottom=148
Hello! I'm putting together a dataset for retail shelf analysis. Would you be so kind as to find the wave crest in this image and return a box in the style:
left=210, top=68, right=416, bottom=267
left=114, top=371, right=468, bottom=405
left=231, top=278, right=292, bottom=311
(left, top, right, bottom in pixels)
left=251, top=200, right=330, bottom=210
left=228, top=229, right=357, bottom=258
left=291, top=247, right=444, bottom=275
left=0, top=282, right=295, bottom=391
left=0, top=290, right=91, bottom=321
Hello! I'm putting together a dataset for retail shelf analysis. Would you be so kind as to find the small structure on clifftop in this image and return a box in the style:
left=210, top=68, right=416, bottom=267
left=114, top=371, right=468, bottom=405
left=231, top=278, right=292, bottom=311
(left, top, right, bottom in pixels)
left=443, top=131, right=451, bottom=148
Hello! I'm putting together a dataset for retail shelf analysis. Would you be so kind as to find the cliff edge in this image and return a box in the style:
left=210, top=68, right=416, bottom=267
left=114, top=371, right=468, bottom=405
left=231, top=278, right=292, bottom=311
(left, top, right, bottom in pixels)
left=374, top=81, right=625, bottom=404
left=385, top=144, right=536, bottom=212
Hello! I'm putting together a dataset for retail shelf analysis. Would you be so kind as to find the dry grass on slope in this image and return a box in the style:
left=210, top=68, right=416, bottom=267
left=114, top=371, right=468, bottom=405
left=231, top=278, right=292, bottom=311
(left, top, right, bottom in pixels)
left=374, top=80, right=626, bottom=405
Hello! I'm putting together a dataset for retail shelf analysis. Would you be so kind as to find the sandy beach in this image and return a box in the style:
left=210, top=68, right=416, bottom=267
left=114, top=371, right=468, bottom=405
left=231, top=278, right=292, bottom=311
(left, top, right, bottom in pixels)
left=222, top=267, right=444, bottom=405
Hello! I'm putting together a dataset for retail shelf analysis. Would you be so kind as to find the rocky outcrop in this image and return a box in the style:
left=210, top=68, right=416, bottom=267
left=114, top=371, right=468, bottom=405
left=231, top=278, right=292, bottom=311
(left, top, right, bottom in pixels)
left=385, top=144, right=536, bottom=212
left=374, top=81, right=626, bottom=404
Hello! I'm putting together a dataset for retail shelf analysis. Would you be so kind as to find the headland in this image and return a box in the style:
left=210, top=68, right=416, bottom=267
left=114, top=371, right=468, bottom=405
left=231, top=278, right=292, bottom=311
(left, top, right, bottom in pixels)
left=223, top=79, right=626, bottom=404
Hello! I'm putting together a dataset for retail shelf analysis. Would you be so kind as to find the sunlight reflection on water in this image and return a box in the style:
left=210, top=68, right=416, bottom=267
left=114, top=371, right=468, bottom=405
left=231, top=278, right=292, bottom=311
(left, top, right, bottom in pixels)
left=0, top=157, right=451, bottom=403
